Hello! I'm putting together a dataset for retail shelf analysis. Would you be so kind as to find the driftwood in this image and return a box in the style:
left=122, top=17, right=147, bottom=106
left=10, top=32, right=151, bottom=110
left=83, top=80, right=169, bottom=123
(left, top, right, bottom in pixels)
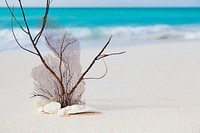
left=6, top=0, right=125, bottom=107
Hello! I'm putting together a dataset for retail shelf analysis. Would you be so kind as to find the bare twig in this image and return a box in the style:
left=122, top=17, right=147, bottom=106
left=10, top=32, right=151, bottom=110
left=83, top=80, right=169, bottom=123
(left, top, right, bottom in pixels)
left=31, top=92, right=50, bottom=100
left=84, top=58, right=108, bottom=80
left=18, top=0, right=33, bottom=41
left=5, top=0, right=28, bottom=34
left=68, top=35, right=124, bottom=96
left=34, top=0, right=50, bottom=45
left=67, top=35, right=110, bottom=96
left=36, top=49, right=66, bottom=95
left=97, top=51, right=126, bottom=60
left=10, top=7, right=38, bottom=55
left=7, top=0, right=66, bottom=95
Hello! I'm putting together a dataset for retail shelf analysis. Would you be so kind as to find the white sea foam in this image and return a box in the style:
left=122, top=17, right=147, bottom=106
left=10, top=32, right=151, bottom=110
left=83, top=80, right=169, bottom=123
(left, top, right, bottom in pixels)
left=66, top=25, right=200, bottom=40
left=1, top=25, right=200, bottom=51
left=98, top=25, right=200, bottom=40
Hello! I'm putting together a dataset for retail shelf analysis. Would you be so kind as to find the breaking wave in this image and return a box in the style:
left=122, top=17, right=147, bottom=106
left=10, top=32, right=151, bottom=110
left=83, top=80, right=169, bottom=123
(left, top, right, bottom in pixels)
left=1, top=24, right=200, bottom=51
left=68, top=24, right=200, bottom=40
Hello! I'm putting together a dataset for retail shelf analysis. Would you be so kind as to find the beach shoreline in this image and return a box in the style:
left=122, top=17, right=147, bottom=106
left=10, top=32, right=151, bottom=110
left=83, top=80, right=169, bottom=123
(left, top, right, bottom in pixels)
left=1, top=40, right=200, bottom=132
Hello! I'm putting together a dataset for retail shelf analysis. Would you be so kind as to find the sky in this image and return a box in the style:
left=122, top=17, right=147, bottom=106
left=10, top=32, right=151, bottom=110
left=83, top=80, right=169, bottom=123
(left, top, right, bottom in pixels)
left=0, top=0, right=200, bottom=7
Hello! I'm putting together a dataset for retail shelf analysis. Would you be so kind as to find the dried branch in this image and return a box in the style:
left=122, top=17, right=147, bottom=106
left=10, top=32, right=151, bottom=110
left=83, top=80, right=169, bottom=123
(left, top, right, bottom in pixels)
left=5, top=1, right=37, bottom=55
left=31, top=92, right=50, bottom=100
left=36, top=51, right=66, bottom=95
left=10, top=7, right=38, bottom=55
left=33, top=0, right=50, bottom=45
left=68, top=35, right=125, bottom=96
left=84, top=58, right=108, bottom=80
left=5, top=0, right=28, bottom=34
left=7, top=0, right=66, bottom=95
left=97, top=51, right=126, bottom=60
left=18, top=0, right=32, bottom=39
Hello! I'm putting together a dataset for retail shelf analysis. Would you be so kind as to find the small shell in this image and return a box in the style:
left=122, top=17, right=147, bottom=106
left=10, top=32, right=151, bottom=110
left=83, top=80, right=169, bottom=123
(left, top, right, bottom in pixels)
left=68, top=105, right=85, bottom=114
left=56, top=106, right=71, bottom=117
left=44, top=102, right=61, bottom=114
left=67, top=105, right=99, bottom=114
left=57, top=108, right=66, bottom=117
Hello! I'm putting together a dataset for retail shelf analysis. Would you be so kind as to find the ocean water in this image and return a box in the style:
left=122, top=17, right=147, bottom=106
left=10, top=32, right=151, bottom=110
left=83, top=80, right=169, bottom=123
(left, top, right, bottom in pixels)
left=0, top=7, right=200, bottom=51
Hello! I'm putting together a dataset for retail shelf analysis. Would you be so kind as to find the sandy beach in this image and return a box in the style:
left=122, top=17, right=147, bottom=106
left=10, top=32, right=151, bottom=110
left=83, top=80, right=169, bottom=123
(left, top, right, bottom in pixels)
left=1, top=40, right=200, bottom=133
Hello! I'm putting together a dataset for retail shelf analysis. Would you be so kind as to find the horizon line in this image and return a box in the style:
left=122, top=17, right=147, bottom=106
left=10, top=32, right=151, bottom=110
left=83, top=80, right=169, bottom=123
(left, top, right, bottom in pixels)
left=0, top=6, right=200, bottom=8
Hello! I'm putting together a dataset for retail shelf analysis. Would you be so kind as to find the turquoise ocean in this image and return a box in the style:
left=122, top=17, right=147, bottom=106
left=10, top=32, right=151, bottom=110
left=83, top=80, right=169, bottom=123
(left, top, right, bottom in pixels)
left=0, top=7, right=200, bottom=51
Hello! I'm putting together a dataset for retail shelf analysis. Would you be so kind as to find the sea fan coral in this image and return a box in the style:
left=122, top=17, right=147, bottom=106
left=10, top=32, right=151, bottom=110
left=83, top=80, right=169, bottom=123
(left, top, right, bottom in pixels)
left=32, top=29, right=85, bottom=107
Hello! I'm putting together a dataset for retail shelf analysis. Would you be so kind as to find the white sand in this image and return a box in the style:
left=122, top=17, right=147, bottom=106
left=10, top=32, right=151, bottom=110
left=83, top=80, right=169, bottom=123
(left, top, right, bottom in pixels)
left=1, top=40, right=200, bottom=133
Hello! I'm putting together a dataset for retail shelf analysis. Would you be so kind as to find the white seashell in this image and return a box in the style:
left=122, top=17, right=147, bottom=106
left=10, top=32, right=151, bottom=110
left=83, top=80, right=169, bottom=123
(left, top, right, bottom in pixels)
left=34, top=99, right=49, bottom=111
left=64, top=106, right=71, bottom=111
left=57, top=108, right=66, bottom=117
left=68, top=105, right=85, bottom=114
left=67, top=105, right=99, bottom=114
left=44, top=102, right=61, bottom=114
left=56, top=106, right=71, bottom=117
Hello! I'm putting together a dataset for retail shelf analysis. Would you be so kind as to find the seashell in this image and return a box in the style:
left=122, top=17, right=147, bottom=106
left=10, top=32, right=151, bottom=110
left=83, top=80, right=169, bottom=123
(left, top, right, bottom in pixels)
left=64, top=106, right=71, bottom=111
left=67, top=105, right=99, bottom=115
left=67, top=105, right=85, bottom=114
left=44, top=102, right=61, bottom=114
left=57, top=108, right=66, bottom=117
left=38, top=103, right=100, bottom=116
left=56, top=106, right=71, bottom=117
